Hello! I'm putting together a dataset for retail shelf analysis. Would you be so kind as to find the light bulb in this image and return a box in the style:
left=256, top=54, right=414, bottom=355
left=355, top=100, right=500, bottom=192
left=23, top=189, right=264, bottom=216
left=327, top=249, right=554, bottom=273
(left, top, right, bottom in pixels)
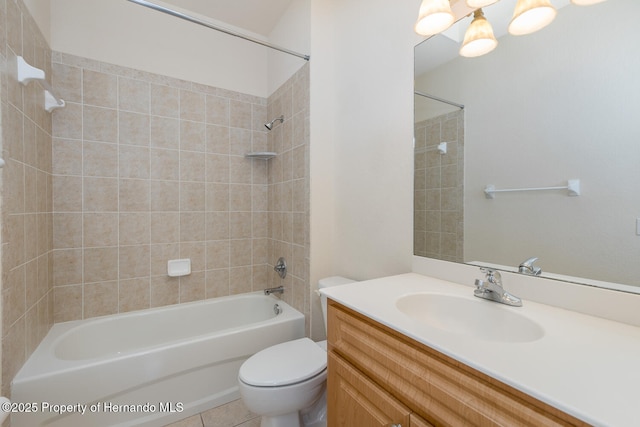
left=415, top=0, right=456, bottom=36
left=508, top=0, right=557, bottom=36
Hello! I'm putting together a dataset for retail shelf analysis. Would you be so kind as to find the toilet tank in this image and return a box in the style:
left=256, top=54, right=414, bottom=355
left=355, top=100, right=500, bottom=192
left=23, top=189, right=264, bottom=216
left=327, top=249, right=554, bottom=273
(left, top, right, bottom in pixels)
left=319, top=276, right=356, bottom=332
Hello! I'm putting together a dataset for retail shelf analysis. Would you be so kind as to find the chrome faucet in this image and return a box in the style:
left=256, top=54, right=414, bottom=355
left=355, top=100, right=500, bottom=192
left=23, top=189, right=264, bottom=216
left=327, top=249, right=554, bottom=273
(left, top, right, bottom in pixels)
left=264, top=286, right=284, bottom=296
left=474, top=268, right=522, bottom=307
left=518, top=257, right=542, bottom=276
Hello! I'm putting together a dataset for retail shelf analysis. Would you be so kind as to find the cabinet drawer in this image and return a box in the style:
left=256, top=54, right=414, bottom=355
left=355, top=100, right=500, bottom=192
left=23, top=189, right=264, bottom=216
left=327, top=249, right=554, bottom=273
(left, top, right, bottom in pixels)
left=328, top=352, right=412, bottom=427
left=328, top=300, right=588, bottom=427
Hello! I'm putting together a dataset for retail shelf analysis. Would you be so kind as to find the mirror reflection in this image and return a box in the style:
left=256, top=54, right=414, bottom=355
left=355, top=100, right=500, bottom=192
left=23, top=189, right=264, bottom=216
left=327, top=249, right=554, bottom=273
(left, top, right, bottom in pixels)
left=414, top=0, right=640, bottom=291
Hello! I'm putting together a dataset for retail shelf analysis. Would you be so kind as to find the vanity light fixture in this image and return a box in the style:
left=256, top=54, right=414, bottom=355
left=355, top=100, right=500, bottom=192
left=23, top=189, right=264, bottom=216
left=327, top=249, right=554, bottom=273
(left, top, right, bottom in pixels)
left=415, top=0, right=456, bottom=36
left=508, top=0, right=557, bottom=36
left=459, top=9, right=498, bottom=57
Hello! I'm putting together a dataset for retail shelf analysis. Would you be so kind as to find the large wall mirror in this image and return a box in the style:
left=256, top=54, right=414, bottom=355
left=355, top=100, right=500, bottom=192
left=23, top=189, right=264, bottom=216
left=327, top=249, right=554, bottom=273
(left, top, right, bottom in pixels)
left=414, top=0, right=640, bottom=293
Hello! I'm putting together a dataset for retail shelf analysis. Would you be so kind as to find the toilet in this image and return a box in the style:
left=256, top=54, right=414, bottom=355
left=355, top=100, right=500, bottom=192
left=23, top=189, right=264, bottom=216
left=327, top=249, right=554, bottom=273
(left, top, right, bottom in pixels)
left=238, top=276, right=355, bottom=427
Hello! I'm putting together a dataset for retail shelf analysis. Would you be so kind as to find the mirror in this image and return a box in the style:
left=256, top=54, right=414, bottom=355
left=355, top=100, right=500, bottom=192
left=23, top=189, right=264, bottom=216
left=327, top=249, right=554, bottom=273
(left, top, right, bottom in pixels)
left=414, top=0, right=640, bottom=292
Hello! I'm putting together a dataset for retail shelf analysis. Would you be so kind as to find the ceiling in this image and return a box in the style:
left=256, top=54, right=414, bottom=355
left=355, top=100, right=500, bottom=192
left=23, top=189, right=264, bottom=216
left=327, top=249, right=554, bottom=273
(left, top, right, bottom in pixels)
left=160, top=0, right=295, bottom=36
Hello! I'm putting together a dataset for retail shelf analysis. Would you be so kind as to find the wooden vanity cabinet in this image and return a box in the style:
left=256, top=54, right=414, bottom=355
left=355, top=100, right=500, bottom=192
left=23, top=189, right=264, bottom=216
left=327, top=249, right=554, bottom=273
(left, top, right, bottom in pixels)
left=327, top=300, right=590, bottom=427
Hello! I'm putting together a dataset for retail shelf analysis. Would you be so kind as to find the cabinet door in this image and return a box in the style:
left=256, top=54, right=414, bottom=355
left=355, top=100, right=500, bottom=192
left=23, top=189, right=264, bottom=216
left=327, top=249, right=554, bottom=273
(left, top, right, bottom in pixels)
left=410, top=413, right=435, bottom=427
left=328, top=352, right=411, bottom=427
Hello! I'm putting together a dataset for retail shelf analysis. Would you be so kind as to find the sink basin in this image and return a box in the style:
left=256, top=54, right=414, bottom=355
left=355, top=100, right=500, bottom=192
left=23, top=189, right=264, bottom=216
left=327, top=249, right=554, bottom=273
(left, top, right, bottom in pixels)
left=396, top=293, right=544, bottom=343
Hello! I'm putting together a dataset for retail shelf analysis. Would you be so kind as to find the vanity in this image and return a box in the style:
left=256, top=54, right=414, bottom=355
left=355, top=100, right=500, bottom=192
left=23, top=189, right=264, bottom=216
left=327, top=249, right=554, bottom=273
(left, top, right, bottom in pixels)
left=322, top=272, right=640, bottom=426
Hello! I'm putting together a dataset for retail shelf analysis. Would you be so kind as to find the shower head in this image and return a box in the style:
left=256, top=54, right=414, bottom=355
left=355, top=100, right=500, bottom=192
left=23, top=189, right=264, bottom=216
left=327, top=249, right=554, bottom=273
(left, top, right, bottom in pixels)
left=265, top=115, right=284, bottom=130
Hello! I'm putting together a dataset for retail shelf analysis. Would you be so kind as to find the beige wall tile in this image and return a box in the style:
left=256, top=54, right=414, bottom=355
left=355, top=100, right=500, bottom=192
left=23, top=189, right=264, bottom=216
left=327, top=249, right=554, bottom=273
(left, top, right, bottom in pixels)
left=84, top=247, right=118, bottom=283
left=119, top=245, right=150, bottom=279
left=150, top=243, right=180, bottom=276
left=119, top=277, right=150, bottom=312
left=206, top=154, right=229, bottom=183
left=119, top=145, right=150, bottom=179
left=150, top=180, right=180, bottom=212
left=205, top=268, right=229, bottom=298
left=150, top=213, right=180, bottom=244
left=206, top=241, right=230, bottom=270
left=119, top=213, right=150, bottom=245
left=206, top=125, right=230, bottom=155
left=119, top=77, right=150, bottom=114
left=206, top=95, right=229, bottom=126
left=229, top=266, right=252, bottom=295
left=53, top=63, right=82, bottom=103
left=83, top=70, right=117, bottom=108
left=230, top=239, right=252, bottom=267
left=84, top=177, right=118, bottom=212
left=3, top=266, right=26, bottom=328
left=180, top=212, right=206, bottom=242
left=206, top=183, right=229, bottom=212
left=53, top=213, right=82, bottom=249
left=229, top=128, right=251, bottom=156
left=84, top=213, right=118, bottom=247
left=206, top=212, right=229, bottom=241
left=119, top=179, right=150, bottom=212
left=180, top=151, right=205, bottom=182
left=4, top=159, right=24, bottom=214
left=53, top=138, right=82, bottom=175
left=180, top=182, right=206, bottom=212
left=84, top=281, right=118, bottom=318
left=151, top=84, right=179, bottom=118
left=53, top=175, right=82, bottom=212
left=52, top=102, right=82, bottom=139
left=84, top=141, right=118, bottom=177
left=150, top=276, right=179, bottom=308
left=230, top=212, right=252, bottom=239
left=180, top=90, right=205, bottom=122
left=83, top=105, right=118, bottom=143
left=53, top=285, right=82, bottom=322
left=179, top=272, right=205, bottom=303
left=151, top=116, right=179, bottom=149
left=180, top=120, right=206, bottom=152
left=180, top=242, right=206, bottom=272
left=150, top=148, right=180, bottom=181
left=229, top=157, right=252, bottom=184
left=119, top=111, right=150, bottom=146
left=229, top=100, right=252, bottom=130
left=53, top=249, right=82, bottom=286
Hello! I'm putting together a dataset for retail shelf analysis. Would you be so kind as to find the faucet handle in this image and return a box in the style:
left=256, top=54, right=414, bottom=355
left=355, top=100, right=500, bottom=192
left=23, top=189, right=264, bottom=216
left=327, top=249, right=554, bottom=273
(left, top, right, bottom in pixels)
left=480, top=267, right=502, bottom=284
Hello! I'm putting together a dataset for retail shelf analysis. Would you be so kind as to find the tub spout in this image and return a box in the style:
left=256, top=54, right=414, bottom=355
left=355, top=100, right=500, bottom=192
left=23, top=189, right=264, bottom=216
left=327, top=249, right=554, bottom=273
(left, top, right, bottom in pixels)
left=264, top=286, right=284, bottom=296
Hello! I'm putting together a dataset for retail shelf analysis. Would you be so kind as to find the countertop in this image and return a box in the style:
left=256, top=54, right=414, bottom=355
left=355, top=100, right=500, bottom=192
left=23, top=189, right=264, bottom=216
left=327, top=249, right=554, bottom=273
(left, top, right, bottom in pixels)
left=320, top=272, right=640, bottom=427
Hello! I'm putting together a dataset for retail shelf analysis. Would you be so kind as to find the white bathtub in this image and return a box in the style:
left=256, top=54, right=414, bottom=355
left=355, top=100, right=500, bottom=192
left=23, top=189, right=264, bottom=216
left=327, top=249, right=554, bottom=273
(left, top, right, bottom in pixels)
left=11, top=292, right=305, bottom=427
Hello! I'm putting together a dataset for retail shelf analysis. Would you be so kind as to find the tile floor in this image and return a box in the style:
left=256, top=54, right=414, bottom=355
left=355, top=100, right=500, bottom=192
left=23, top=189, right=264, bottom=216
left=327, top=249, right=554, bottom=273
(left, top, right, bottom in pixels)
left=164, top=399, right=260, bottom=427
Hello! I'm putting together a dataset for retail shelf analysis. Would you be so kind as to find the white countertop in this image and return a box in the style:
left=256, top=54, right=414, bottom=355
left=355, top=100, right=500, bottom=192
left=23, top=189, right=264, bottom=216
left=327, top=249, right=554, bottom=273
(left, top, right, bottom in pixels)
left=321, top=273, right=640, bottom=427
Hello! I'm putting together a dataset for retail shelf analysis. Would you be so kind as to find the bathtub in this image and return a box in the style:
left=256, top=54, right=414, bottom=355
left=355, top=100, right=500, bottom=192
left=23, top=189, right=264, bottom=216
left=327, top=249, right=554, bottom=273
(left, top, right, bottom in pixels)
left=11, top=292, right=305, bottom=427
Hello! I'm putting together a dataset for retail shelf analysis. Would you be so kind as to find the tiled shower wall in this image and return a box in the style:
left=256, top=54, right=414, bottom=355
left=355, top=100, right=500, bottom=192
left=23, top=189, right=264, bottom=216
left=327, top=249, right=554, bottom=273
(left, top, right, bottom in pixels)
left=265, top=64, right=310, bottom=335
left=0, top=0, right=55, bottom=396
left=50, top=53, right=310, bottom=324
left=414, top=110, right=464, bottom=262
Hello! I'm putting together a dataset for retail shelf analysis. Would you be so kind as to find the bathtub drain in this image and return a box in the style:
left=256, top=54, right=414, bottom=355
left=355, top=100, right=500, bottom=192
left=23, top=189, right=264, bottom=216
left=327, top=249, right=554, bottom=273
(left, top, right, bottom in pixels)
left=273, top=304, right=282, bottom=315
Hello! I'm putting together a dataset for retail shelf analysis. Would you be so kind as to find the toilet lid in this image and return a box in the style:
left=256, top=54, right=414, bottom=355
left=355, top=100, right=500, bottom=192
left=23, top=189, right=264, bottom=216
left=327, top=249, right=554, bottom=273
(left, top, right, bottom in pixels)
left=239, top=338, right=327, bottom=387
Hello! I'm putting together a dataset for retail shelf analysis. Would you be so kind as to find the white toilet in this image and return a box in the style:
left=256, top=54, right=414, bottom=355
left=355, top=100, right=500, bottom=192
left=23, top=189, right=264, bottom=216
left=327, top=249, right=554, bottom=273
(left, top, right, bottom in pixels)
left=238, top=276, right=355, bottom=427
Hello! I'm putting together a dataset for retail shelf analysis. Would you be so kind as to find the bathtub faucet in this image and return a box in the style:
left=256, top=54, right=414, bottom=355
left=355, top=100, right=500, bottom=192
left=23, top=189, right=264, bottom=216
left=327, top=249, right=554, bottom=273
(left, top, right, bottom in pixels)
left=264, top=286, right=284, bottom=296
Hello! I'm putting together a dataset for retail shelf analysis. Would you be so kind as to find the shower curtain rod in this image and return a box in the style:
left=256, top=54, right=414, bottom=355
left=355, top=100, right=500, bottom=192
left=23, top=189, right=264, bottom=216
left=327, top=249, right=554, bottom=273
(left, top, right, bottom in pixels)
left=414, top=91, right=464, bottom=110
left=127, top=0, right=310, bottom=61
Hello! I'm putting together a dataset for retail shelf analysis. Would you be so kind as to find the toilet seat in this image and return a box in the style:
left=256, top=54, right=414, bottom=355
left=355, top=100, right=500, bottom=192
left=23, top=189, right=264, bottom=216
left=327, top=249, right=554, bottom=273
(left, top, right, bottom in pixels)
left=239, top=338, right=326, bottom=387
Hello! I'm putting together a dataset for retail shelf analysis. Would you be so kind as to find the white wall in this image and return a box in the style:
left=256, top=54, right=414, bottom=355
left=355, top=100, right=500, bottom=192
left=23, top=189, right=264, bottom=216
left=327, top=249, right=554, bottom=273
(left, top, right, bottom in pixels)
left=309, top=0, right=420, bottom=290
left=267, top=0, right=311, bottom=95
left=49, top=0, right=269, bottom=97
